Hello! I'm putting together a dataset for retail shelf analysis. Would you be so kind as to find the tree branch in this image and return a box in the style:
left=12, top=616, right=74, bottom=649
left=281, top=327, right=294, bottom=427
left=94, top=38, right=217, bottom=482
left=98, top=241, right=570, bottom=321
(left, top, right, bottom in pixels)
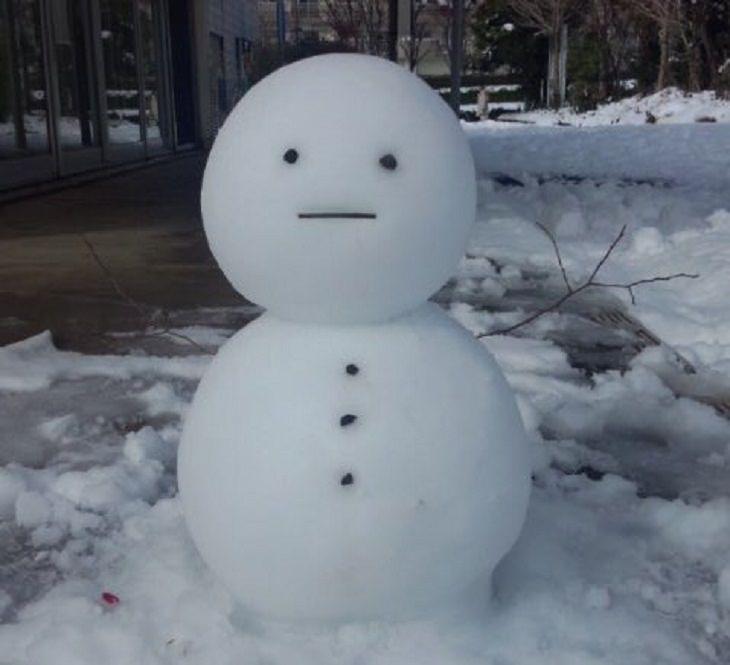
left=536, top=221, right=572, bottom=291
left=81, top=234, right=211, bottom=354
left=477, top=224, right=699, bottom=337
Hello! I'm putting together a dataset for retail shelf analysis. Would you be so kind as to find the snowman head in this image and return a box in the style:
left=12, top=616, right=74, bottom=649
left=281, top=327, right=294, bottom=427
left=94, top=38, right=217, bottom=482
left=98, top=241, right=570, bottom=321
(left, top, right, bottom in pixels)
left=202, top=54, right=476, bottom=323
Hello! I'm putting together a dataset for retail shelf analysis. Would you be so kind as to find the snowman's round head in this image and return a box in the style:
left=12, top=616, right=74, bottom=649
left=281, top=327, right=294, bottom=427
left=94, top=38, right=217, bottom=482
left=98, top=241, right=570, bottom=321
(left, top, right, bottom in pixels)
left=202, top=54, right=476, bottom=323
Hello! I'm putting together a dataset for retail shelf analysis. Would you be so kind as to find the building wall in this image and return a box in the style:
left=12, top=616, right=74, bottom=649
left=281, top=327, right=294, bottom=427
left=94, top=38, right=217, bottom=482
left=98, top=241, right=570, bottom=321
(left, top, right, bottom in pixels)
left=253, top=0, right=452, bottom=78
left=0, top=0, right=258, bottom=193
left=204, top=0, right=258, bottom=141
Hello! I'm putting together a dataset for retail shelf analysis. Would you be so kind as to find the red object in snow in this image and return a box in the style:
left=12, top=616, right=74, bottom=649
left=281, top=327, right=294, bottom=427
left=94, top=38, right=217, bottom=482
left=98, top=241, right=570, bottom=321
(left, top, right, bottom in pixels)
left=101, top=591, right=120, bottom=606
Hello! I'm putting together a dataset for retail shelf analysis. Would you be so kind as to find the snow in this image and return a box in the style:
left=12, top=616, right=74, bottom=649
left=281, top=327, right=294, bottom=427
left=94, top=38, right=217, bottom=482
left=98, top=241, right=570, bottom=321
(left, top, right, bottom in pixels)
left=2, top=85, right=730, bottom=662
left=502, top=88, right=730, bottom=126
left=179, top=304, right=530, bottom=621
left=188, top=55, right=528, bottom=620
left=0, top=331, right=208, bottom=393
left=202, top=54, right=476, bottom=324
left=466, top=123, right=730, bottom=187
left=1, top=112, right=159, bottom=155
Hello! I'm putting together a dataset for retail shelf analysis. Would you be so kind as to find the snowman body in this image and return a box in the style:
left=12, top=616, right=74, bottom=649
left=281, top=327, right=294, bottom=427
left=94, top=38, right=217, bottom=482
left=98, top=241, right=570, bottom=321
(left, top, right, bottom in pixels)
left=178, top=54, right=531, bottom=622
left=179, top=304, right=529, bottom=620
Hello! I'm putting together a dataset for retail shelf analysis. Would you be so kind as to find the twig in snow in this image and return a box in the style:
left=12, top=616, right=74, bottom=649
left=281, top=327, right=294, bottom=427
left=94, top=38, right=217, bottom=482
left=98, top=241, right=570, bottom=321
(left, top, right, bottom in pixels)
left=477, top=224, right=699, bottom=338
left=535, top=221, right=571, bottom=291
left=80, top=234, right=211, bottom=354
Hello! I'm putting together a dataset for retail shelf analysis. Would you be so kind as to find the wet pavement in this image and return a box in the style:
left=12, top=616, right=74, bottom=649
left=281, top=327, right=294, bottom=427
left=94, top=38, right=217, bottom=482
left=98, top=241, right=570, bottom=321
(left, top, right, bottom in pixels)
left=0, top=153, right=244, bottom=350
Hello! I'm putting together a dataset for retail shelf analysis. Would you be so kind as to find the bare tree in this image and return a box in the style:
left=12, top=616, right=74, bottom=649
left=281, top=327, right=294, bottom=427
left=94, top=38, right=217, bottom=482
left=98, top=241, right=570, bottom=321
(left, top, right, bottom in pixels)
left=632, top=0, right=683, bottom=91
left=322, top=0, right=389, bottom=56
left=584, top=0, right=635, bottom=99
left=399, top=2, right=431, bottom=71
left=434, top=1, right=478, bottom=71
left=507, top=0, right=581, bottom=108
left=675, top=0, right=725, bottom=91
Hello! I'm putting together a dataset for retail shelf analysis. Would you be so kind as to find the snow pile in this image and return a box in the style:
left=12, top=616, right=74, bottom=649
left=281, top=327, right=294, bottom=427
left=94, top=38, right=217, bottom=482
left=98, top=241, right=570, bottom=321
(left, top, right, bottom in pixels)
left=467, top=179, right=730, bottom=358
left=2, top=323, right=730, bottom=663
left=0, top=331, right=208, bottom=393
left=466, top=122, right=730, bottom=187
left=0, top=334, right=724, bottom=663
left=503, top=88, right=730, bottom=126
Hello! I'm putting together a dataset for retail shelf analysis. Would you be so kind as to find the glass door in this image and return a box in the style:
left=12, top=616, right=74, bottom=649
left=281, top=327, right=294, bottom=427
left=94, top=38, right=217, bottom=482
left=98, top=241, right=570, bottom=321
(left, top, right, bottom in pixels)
left=98, top=0, right=143, bottom=161
left=0, top=0, right=55, bottom=187
left=49, top=0, right=103, bottom=174
left=138, top=0, right=171, bottom=155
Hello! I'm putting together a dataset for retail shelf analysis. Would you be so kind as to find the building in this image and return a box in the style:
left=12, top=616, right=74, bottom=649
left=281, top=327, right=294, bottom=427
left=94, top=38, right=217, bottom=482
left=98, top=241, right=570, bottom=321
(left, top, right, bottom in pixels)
left=256, top=0, right=452, bottom=78
left=0, top=0, right=257, bottom=193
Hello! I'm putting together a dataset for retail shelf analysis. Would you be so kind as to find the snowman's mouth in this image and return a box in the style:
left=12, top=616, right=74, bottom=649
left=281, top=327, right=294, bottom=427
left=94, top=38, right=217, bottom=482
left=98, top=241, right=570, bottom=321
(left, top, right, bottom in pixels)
left=298, top=212, right=377, bottom=220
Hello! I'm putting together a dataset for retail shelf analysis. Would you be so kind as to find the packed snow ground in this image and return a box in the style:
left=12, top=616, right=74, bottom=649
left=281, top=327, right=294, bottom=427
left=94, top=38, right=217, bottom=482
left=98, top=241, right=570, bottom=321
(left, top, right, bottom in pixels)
left=2, top=116, right=730, bottom=663
left=500, top=88, right=730, bottom=126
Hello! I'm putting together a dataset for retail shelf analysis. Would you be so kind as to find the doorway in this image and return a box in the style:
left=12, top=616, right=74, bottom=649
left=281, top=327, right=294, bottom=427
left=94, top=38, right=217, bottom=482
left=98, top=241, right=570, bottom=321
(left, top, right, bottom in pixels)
left=1, top=0, right=187, bottom=192
left=167, top=0, right=195, bottom=146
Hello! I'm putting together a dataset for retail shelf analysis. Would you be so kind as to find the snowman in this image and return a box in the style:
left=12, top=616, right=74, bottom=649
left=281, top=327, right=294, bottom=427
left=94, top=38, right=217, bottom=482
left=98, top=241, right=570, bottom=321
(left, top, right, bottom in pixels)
left=178, top=54, right=530, bottom=622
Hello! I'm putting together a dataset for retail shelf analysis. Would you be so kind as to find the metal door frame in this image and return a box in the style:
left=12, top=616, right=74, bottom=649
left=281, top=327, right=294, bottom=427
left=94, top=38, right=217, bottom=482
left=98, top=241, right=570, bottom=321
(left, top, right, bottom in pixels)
left=1, top=0, right=186, bottom=192
left=0, top=0, right=57, bottom=188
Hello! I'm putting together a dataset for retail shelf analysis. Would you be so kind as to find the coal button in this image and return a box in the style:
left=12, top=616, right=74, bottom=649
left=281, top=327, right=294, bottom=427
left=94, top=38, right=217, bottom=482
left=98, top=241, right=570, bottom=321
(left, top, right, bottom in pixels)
left=340, top=414, right=358, bottom=427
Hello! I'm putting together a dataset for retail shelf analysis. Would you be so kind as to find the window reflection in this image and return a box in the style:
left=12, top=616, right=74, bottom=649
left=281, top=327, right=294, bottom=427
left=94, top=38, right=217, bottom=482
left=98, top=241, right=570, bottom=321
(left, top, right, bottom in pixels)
left=139, top=0, right=169, bottom=148
left=52, top=0, right=99, bottom=150
left=0, top=0, right=50, bottom=159
left=99, top=0, right=141, bottom=145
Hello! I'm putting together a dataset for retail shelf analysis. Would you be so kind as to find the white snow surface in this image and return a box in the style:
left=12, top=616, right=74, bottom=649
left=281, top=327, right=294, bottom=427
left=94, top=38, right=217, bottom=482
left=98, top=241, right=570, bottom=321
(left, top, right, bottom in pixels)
left=2, top=113, right=730, bottom=662
left=179, top=305, right=530, bottom=621
left=500, top=88, right=730, bottom=126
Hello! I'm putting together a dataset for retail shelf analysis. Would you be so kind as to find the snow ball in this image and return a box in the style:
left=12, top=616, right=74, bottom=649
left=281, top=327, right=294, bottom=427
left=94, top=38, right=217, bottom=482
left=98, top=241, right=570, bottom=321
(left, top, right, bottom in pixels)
left=639, top=497, right=730, bottom=570
left=201, top=54, right=476, bottom=323
left=136, top=382, right=188, bottom=417
left=480, top=276, right=507, bottom=298
left=124, top=426, right=174, bottom=466
left=53, top=463, right=162, bottom=513
left=31, top=523, right=66, bottom=547
left=15, top=491, right=53, bottom=528
left=630, top=226, right=667, bottom=256
left=707, top=209, right=730, bottom=231
left=37, top=414, right=79, bottom=443
left=0, top=468, right=26, bottom=520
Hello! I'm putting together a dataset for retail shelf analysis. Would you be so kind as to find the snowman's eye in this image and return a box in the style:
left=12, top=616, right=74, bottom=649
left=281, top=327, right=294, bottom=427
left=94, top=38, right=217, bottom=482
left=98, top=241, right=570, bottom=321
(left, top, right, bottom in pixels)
left=379, top=153, right=397, bottom=171
left=283, top=148, right=299, bottom=164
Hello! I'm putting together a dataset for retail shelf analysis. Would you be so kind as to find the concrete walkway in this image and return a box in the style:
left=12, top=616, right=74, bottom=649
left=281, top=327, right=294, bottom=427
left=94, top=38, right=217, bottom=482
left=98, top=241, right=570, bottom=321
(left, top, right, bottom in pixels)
left=0, top=154, right=243, bottom=349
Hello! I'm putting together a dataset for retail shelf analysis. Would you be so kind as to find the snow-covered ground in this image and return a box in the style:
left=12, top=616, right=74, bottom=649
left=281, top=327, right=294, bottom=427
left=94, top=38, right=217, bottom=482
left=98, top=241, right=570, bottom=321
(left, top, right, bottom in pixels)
left=2, top=113, right=730, bottom=663
left=499, top=88, right=730, bottom=126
